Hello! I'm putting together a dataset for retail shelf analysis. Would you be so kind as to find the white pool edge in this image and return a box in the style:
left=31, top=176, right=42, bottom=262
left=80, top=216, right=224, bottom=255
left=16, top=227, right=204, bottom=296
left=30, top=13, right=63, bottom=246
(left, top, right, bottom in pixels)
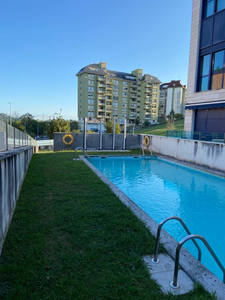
left=80, top=155, right=225, bottom=299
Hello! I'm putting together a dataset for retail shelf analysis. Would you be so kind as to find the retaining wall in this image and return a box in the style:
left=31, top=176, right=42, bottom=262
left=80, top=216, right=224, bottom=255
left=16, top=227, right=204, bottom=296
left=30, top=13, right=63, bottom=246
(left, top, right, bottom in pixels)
left=150, top=136, right=225, bottom=172
left=0, top=147, right=33, bottom=254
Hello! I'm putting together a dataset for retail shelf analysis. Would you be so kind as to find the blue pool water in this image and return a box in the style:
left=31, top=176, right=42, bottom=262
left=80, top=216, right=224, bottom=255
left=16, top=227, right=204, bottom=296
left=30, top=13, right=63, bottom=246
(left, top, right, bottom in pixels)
left=90, top=156, right=225, bottom=281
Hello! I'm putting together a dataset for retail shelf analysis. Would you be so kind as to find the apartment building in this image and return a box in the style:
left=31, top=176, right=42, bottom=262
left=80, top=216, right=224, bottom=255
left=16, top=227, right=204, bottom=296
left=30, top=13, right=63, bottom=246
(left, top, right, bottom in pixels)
left=159, top=80, right=187, bottom=119
left=185, top=0, right=225, bottom=133
left=76, top=62, right=161, bottom=123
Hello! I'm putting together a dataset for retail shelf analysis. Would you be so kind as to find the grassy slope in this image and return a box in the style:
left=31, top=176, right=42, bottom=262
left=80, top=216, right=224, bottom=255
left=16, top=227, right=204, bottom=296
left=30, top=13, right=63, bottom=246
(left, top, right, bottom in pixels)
left=133, top=119, right=184, bottom=136
left=0, top=152, right=216, bottom=299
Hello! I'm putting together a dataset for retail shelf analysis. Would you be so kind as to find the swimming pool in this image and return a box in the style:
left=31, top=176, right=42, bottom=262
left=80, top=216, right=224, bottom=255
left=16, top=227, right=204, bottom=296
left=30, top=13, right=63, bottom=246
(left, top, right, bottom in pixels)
left=89, top=156, right=225, bottom=281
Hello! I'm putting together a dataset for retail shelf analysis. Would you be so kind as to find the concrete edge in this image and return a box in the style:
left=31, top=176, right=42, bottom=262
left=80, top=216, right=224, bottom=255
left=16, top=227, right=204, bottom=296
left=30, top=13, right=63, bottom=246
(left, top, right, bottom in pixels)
left=80, top=156, right=225, bottom=300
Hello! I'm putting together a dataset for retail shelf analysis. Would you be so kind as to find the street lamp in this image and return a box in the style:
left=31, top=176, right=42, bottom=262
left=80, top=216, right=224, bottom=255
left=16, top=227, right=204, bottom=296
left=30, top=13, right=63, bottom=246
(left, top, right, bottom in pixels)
left=8, top=102, right=12, bottom=126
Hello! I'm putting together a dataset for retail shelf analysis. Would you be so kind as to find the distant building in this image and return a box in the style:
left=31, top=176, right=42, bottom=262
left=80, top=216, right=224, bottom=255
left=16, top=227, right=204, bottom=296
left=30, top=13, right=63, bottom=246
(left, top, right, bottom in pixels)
left=185, top=0, right=225, bottom=133
left=159, top=80, right=187, bottom=118
left=76, top=62, right=161, bottom=124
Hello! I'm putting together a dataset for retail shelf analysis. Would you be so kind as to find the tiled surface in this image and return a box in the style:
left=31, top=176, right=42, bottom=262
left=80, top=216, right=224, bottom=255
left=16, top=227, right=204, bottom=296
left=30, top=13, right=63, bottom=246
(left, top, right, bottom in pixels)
left=143, top=254, right=194, bottom=295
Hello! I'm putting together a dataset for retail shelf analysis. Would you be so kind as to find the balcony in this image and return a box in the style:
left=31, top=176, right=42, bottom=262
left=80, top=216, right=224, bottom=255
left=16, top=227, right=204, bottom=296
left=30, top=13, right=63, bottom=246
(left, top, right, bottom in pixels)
left=98, top=88, right=105, bottom=94
left=98, top=83, right=106, bottom=88
left=98, top=76, right=106, bottom=81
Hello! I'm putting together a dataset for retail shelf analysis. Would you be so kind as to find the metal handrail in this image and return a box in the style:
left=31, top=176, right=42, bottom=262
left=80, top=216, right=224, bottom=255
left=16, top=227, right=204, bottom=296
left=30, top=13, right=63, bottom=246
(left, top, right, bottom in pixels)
left=75, top=147, right=90, bottom=159
left=152, top=216, right=202, bottom=264
left=170, top=234, right=225, bottom=289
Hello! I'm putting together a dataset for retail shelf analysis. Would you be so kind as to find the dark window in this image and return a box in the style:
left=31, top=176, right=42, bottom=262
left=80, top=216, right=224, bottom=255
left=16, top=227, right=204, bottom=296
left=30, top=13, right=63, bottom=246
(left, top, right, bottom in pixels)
left=217, top=0, right=225, bottom=12
left=213, top=10, right=225, bottom=43
left=203, top=0, right=215, bottom=18
left=201, top=17, right=213, bottom=48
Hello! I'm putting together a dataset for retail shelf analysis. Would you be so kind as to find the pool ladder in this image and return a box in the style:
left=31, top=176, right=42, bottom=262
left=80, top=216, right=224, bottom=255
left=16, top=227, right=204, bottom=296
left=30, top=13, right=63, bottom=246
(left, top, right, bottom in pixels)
left=152, top=216, right=225, bottom=288
left=74, top=147, right=90, bottom=159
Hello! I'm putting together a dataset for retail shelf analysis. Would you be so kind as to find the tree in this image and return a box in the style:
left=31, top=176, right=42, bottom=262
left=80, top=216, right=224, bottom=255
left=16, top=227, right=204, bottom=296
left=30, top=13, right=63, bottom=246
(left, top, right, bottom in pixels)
left=70, top=120, right=79, bottom=131
left=144, top=120, right=150, bottom=127
left=47, top=114, right=70, bottom=139
left=105, top=120, right=121, bottom=133
left=135, top=117, right=140, bottom=126
left=12, top=120, right=25, bottom=132
left=167, top=109, right=175, bottom=130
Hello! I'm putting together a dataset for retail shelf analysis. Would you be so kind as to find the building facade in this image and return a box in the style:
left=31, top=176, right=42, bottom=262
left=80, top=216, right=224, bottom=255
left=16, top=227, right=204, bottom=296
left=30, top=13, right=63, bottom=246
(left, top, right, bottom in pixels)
left=76, top=62, right=161, bottom=124
left=185, top=0, right=225, bottom=133
left=160, top=80, right=187, bottom=119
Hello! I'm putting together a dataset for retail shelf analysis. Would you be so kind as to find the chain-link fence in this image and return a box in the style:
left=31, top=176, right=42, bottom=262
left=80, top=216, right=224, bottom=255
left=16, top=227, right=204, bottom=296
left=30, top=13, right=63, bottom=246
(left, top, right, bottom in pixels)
left=0, top=120, right=36, bottom=151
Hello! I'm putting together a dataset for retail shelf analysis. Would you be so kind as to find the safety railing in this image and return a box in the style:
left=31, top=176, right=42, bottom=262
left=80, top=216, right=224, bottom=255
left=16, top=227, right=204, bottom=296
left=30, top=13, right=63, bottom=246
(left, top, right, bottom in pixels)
left=152, top=216, right=202, bottom=264
left=74, top=147, right=90, bottom=160
left=152, top=216, right=225, bottom=290
left=171, top=234, right=225, bottom=288
left=0, top=120, right=36, bottom=151
left=167, top=130, right=225, bottom=143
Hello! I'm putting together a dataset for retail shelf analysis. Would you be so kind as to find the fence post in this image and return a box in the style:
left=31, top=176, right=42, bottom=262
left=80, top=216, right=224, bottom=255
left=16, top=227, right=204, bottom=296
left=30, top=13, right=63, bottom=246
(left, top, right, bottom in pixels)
left=123, top=119, right=126, bottom=150
left=14, top=127, right=16, bottom=148
left=99, top=118, right=102, bottom=150
left=6, top=122, right=8, bottom=150
left=112, top=118, right=115, bottom=150
left=83, top=118, right=87, bottom=150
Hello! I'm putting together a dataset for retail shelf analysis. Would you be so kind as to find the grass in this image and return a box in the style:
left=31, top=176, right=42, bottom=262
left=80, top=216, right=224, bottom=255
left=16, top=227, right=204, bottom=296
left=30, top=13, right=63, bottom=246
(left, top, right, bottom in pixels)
left=0, top=151, right=216, bottom=299
left=133, top=119, right=184, bottom=136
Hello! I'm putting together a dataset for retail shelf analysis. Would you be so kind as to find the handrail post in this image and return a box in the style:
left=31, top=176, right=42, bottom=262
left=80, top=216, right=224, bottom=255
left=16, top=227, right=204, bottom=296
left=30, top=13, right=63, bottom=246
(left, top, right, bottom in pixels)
left=152, top=216, right=201, bottom=264
left=170, top=234, right=225, bottom=289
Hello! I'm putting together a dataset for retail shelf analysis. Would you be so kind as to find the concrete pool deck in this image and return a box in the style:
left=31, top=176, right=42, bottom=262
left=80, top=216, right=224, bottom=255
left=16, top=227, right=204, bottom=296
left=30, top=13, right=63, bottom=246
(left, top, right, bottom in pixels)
left=80, top=155, right=225, bottom=299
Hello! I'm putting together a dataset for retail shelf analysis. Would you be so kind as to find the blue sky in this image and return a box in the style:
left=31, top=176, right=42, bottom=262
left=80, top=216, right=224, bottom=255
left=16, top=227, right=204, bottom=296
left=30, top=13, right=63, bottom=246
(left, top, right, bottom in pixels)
left=0, top=0, right=192, bottom=120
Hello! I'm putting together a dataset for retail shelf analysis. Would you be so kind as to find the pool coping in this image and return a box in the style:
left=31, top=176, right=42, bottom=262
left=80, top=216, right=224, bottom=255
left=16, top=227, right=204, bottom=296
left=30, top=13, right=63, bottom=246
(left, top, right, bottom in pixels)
left=80, top=155, right=225, bottom=299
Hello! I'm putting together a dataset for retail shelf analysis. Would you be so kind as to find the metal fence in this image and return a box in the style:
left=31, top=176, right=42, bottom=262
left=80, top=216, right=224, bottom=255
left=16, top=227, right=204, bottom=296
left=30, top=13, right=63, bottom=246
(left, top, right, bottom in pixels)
left=0, top=120, right=36, bottom=151
left=167, top=130, right=225, bottom=143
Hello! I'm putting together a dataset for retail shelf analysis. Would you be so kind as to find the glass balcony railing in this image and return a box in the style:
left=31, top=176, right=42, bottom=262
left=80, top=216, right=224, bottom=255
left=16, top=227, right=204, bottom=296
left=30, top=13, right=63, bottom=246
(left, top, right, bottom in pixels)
left=167, top=130, right=225, bottom=143
left=0, top=120, right=36, bottom=151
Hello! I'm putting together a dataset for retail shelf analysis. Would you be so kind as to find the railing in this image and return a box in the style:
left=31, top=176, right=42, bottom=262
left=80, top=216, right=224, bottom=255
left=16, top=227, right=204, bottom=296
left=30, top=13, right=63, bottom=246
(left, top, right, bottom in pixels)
left=171, top=234, right=225, bottom=288
left=0, top=120, right=36, bottom=151
left=167, top=130, right=225, bottom=143
left=152, top=216, right=202, bottom=264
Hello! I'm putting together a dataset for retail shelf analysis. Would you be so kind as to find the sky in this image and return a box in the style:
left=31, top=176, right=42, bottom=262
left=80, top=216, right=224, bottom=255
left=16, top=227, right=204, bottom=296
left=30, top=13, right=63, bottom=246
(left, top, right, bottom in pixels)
left=0, top=0, right=192, bottom=120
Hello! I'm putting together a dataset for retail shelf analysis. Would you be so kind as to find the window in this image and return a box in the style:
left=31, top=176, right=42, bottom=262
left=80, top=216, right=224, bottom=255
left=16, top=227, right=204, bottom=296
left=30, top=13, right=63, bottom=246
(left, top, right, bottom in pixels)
left=123, top=81, right=128, bottom=85
left=113, top=96, right=118, bottom=100
left=122, top=92, right=127, bottom=96
left=217, top=0, right=225, bottom=12
left=113, top=80, right=118, bottom=84
left=88, top=74, right=94, bottom=78
left=113, top=85, right=119, bottom=90
left=198, top=54, right=211, bottom=91
left=203, top=0, right=215, bottom=18
left=88, top=86, right=94, bottom=91
left=211, top=50, right=225, bottom=89
left=88, top=80, right=94, bottom=85
left=113, top=91, right=118, bottom=96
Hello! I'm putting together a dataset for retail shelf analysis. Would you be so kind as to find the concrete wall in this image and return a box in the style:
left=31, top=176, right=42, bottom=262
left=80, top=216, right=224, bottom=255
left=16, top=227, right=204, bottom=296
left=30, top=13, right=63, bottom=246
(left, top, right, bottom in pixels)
left=0, top=147, right=33, bottom=254
left=150, top=135, right=225, bottom=172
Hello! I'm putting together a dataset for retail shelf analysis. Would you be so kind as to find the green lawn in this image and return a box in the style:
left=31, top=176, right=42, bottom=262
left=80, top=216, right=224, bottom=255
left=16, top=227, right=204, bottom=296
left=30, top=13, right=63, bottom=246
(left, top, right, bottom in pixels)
left=0, top=151, right=216, bottom=299
left=133, top=119, right=184, bottom=136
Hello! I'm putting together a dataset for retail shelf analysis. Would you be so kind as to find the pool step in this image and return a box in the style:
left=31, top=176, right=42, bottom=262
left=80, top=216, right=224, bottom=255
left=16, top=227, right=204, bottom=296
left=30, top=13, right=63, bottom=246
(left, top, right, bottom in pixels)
left=143, top=254, right=194, bottom=295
